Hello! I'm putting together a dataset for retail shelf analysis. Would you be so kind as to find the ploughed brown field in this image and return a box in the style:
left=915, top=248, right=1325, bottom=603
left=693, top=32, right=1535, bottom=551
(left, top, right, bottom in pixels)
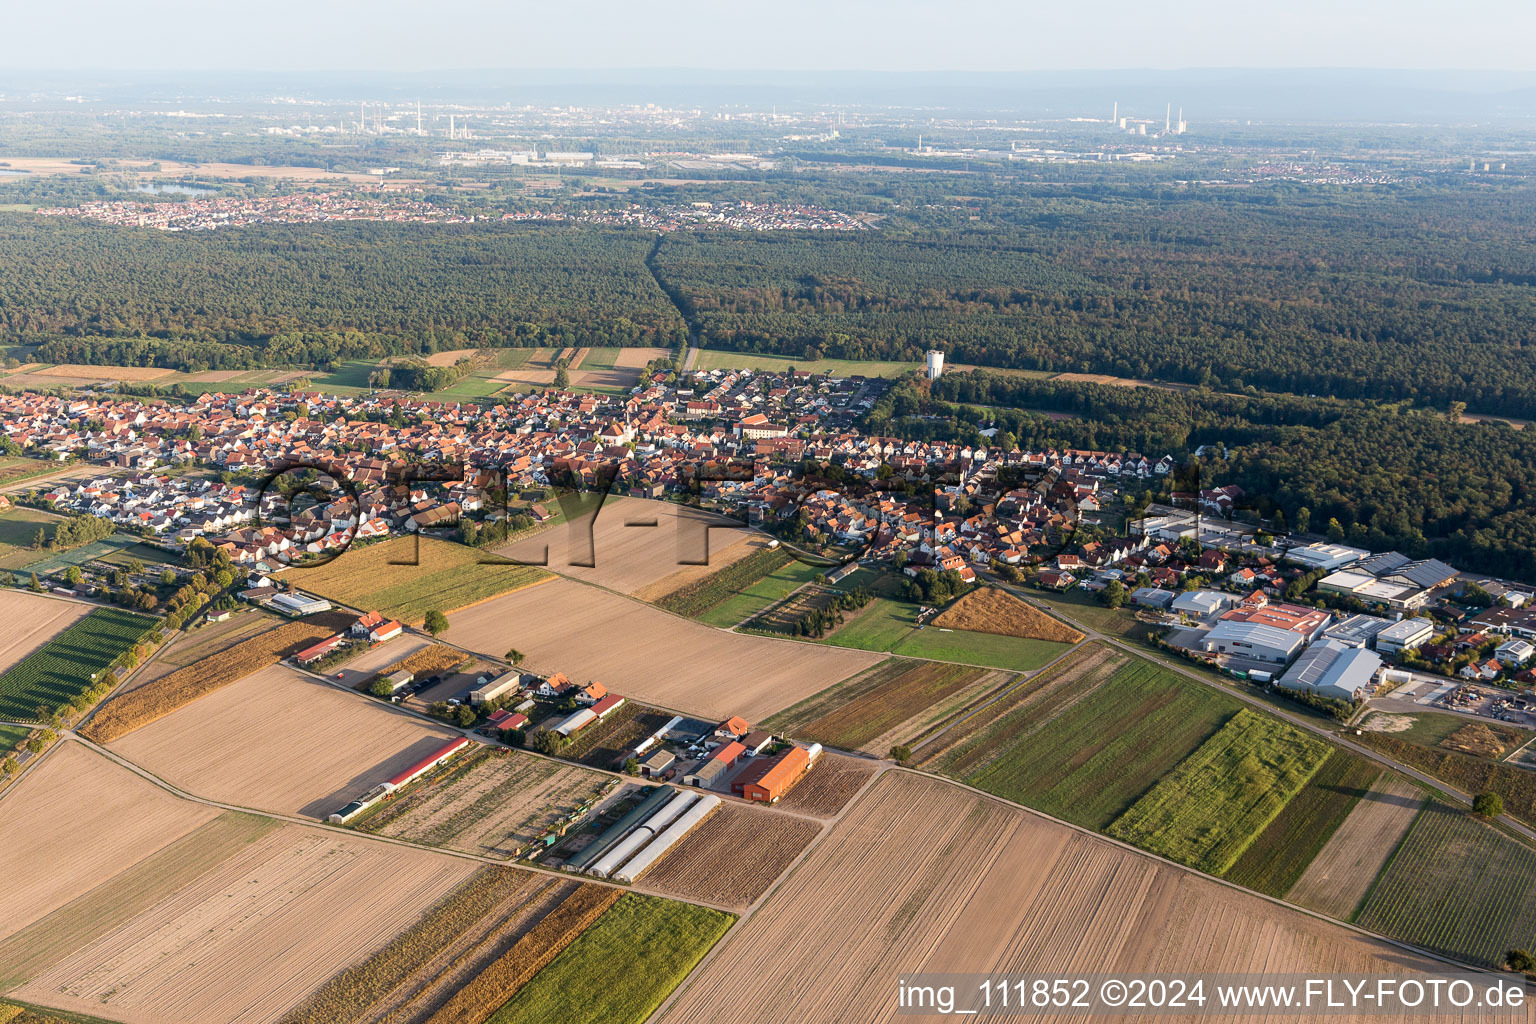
left=107, top=664, right=463, bottom=818
left=0, top=592, right=87, bottom=674
left=932, top=587, right=1085, bottom=644
left=1288, top=774, right=1427, bottom=920
left=14, top=825, right=475, bottom=1024
left=637, top=804, right=822, bottom=909
left=658, top=771, right=1484, bottom=1024
left=447, top=578, right=882, bottom=722
left=773, top=752, right=881, bottom=817
left=0, top=742, right=219, bottom=944
left=496, top=495, right=763, bottom=599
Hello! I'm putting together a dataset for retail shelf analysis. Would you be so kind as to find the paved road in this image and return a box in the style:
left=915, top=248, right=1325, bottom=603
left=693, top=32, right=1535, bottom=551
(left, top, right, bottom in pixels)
left=1000, top=581, right=1536, bottom=845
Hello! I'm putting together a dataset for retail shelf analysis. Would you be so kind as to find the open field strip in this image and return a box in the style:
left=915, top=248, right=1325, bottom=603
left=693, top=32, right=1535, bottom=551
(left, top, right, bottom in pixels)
left=484, top=893, right=733, bottom=1024
left=292, top=536, right=553, bottom=625
left=354, top=746, right=611, bottom=858
left=1221, top=749, right=1383, bottom=898
left=121, top=610, right=278, bottom=691
left=823, top=591, right=1075, bottom=672
left=693, top=556, right=822, bottom=628
left=447, top=578, right=881, bottom=722
left=1287, top=773, right=1427, bottom=919
left=650, top=541, right=795, bottom=618
left=774, top=752, right=880, bottom=817
left=637, top=804, right=822, bottom=909
left=933, top=586, right=1086, bottom=644
left=657, top=770, right=1466, bottom=1024
left=0, top=607, right=157, bottom=723
left=108, top=663, right=463, bottom=818
left=1355, top=800, right=1536, bottom=967
left=80, top=618, right=339, bottom=743
left=0, top=812, right=279, bottom=989
left=761, top=658, right=1013, bottom=754
left=694, top=349, right=920, bottom=377
left=1105, top=709, right=1333, bottom=875
left=14, top=826, right=477, bottom=1024
left=0, top=743, right=221, bottom=944
left=496, top=496, right=759, bottom=598
left=0, top=593, right=86, bottom=675
left=1354, top=720, right=1536, bottom=827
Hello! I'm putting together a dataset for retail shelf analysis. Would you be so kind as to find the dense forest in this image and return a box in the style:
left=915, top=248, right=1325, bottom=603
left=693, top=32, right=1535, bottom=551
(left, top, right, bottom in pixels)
left=0, top=217, right=687, bottom=369
left=874, top=370, right=1536, bottom=581
left=652, top=182, right=1536, bottom=416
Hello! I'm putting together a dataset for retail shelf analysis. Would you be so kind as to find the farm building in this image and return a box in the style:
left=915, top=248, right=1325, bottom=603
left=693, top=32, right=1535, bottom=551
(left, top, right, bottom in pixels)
left=328, top=737, right=472, bottom=823
left=484, top=708, right=528, bottom=734
left=684, top=758, right=731, bottom=788
left=368, top=619, right=404, bottom=643
left=734, top=744, right=812, bottom=803
left=741, top=730, right=774, bottom=755
left=634, top=714, right=685, bottom=757
left=1278, top=640, right=1383, bottom=701
left=295, top=635, right=345, bottom=666
left=715, top=716, right=751, bottom=739
left=591, top=693, right=627, bottom=718
left=269, top=592, right=332, bottom=617
left=380, top=669, right=414, bottom=694
left=351, top=611, right=388, bottom=637
left=551, top=708, right=598, bottom=737
left=642, top=749, right=676, bottom=777
left=470, top=671, right=524, bottom=705
left=1200, top=620, right=1305, bottom=665
left=1376, top=618, right=1435, bottom=656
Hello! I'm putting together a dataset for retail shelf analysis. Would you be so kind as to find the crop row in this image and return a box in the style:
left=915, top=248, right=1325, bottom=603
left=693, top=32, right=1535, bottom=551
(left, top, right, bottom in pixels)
left=0, top=607, right=157, bottom=722
left=654, top=544, right=794, bottom=618
left=81, top=619, right=332, bottom=742
left=1106, top=709, right=1332, bottom=875
left=1222, top=750, right=1381, bottom=897
left=425, top=883, right=622, bottom=1024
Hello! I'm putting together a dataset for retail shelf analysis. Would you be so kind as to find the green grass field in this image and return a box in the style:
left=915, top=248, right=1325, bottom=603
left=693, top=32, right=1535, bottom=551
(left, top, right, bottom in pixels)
left=694, top=557, right=823, bottom=628
left=1356, top=801, right=1536, bottom=967
left=6, top=534, right=147, bottom=576
left=0, top=723, right=32, bottom=752
left=1106, top=709, right=1333, bottom=875
left=654, top=544, right=794, bottom=619
left=0, top=507, right=64, bottom=569
left=1222, top=751, right=1383, bottom=897
left=0, top=607, right=156, bottom=721
left=821, top=595, right=1069, bottom=672
left=486, top=893, right=733, bottom=1024
left=0, top=457, right=60, bottom=488
left=311, top=359, right=379, bottom=390
left=954, top=655, right=1242, bottom=830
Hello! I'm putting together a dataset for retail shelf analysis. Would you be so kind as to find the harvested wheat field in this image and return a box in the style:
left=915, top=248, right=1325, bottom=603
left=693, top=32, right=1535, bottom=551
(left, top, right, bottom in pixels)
left=449, top=579, right=881, bottom=721
left=108, top=664, right=462, bottom=818
left=15, top=826, right=475, bottom=1024
left=775, top=752, right=880, bottom=817
left=574, top=346, right=669, bottom=391
left=356, top=746, right=611, bottom=858
left=497, top=495, right=761, bottom=598
left=1288, top=774, right=1427, bottom=920
left=81, top=618, right=339, bottom=742
left=658, top=771, right=1476, bottom=1024
left=638, top=804, right=821, bottom=909
left=0, top=742, right=219, bottom=943
left=122, top=610, right=280, bottom=691
left=31, top=364, right=176, bottom=381
left=0, top=592, right=87, bottom=674
left=933, top=587, right=1085, bottom=644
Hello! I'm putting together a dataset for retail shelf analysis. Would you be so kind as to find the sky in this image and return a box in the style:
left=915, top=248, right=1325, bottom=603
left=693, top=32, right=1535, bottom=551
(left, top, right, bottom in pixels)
left=4, top=0, right=1535, bottom=73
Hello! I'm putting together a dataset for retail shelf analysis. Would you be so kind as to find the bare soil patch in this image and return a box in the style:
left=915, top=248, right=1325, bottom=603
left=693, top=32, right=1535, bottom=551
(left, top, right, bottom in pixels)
left=638, top=804, right=821, bottom=909
left=658, top=771, right=1463, bottom=1024
left=448, top=579, right=881, bottom=722
left=1361, top=712, right=1415, bottom=733
left=1288, top=774, right=1427, bottom=919
left=108, top=663, right=463, bottom=818
left=0, top=593, right=87, bottom=674
left=775, top=753, right=880, bottom=817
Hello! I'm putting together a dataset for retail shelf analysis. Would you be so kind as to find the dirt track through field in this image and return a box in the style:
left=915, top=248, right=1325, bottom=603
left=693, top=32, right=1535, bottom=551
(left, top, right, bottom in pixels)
left=1288, top=774, right=1426, bottom=919
left=108, top=664, right=463, bottom=818
left=0, top=743, right=219, bottom=943
left=17, top=826, right=475, bottom=1024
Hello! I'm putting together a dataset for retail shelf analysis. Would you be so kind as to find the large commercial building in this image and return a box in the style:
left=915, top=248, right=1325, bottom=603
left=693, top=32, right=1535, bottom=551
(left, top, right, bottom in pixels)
left=1200, top=620, right=1306, bottom=665
left=1375, top=617, right=1435, bottom=657
left=1219, top=601, right=1332, bottom=642
left=1279, top=640, right=1382, bottom=701
left=1323, top=613, right=1394, bottom=649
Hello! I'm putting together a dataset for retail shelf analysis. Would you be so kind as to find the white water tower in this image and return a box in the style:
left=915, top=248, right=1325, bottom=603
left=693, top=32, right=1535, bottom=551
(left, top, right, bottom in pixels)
left=925, top=350, right=944, bottom=380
